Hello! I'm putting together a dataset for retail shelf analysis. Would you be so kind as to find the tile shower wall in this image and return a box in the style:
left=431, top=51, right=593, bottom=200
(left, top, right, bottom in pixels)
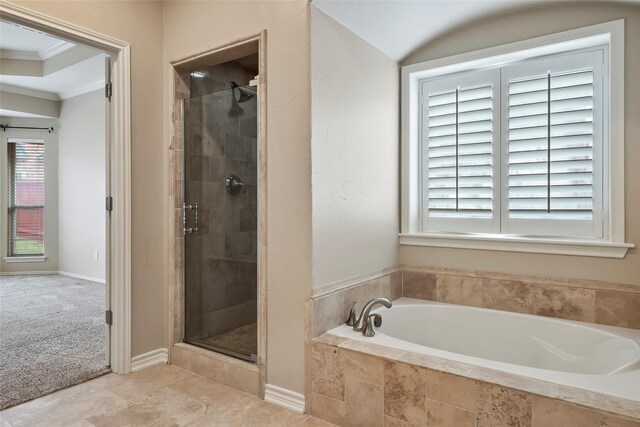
left=184, top=61, right=258, bottom=341
left=169, top=70, right=188, bottom=345
left=310, top=337, right=640, bottom=427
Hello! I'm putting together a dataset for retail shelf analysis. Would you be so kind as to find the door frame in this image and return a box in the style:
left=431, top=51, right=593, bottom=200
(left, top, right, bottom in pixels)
left=0, top=1, right=133, bottom=374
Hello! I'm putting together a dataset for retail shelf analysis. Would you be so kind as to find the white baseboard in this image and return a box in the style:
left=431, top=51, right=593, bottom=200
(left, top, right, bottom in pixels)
left=264, top=384, right=305, bottom=414
left=131, top=348, right=168, bottom=372
left=0, top=270, right=105, bottom=284
left=0, top=270, right=58, bottom=276
left=58, top=271, right=106, bottom=284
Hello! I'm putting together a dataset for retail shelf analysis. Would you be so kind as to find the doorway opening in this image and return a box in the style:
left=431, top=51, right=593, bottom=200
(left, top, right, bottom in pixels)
left=0, top=18, right=112, bottom=409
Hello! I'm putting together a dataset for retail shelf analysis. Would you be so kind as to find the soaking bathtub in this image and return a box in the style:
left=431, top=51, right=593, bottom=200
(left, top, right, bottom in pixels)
left=328, top=297, right=640, bottom=402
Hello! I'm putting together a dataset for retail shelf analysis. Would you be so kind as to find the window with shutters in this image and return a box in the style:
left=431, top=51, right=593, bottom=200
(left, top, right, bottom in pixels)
left=401, top=22, right=632, bottom=257
left=7, top=138, right=45, bottom=257
left=419, top=48, right=604, bottom=239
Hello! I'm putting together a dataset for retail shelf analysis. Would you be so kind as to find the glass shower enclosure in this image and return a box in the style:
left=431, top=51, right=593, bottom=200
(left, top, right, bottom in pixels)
left=182, top=59, right=258, bottom=362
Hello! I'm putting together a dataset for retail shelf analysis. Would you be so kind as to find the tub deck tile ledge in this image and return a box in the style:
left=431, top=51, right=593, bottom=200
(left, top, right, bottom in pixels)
left=313, top=333, right=640, bottom=421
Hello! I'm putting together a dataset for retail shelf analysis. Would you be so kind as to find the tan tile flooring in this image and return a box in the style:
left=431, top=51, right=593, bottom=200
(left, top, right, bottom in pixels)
left=0, top=364, right=332, bottom=427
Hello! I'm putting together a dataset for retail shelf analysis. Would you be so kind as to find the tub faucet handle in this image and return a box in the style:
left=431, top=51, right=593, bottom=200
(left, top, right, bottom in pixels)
left=346, top=301, right=358, bottom=326
left=363, top=314, right=381, bottom=337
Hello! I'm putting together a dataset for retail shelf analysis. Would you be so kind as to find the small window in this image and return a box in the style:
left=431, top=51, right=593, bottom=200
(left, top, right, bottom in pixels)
left=7, top=138, right=45, bottom=257
left=400, top=21, right=632, bottom=257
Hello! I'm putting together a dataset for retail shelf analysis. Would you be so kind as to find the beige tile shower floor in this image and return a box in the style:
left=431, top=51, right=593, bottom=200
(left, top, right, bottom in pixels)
left=0, top=364, right=332, bottom=427
left=199, top=322, right=258, bottom=357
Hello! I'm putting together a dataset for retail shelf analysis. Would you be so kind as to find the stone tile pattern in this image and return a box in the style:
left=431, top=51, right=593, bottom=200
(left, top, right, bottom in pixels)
left=0, top=364, right=330, bottom=427
left=169, top=70, right=189, bottom=345
left=311, top=271, right=402, bottom=338
left=181, top=60, right=259, bottom=342
left=310, top=341, right=640, bottom=427
left=402, top=270, right=640, bottom=329
left=171, top=344, right=260, bottom=397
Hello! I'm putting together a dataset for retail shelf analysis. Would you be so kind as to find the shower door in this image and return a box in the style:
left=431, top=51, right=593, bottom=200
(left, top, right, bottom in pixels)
left=183, top=82, right=258, bottom=362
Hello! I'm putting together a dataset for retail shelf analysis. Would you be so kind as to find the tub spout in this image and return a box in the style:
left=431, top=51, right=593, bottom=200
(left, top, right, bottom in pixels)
left=353, top=297, right=392, bottom=332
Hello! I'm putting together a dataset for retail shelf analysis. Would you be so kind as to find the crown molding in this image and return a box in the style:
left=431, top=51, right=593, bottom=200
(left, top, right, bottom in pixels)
left=0, top=48, right=40, bottom=60
left=59, top=79, right=104, bottom=100
left=0, top=83, right=59, bottom=100
left=39, top=40, right=74, bottom=59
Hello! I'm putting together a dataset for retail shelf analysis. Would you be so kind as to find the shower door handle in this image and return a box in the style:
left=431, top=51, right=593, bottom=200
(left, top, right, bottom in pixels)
left=183, top=202, right=199, bottom=235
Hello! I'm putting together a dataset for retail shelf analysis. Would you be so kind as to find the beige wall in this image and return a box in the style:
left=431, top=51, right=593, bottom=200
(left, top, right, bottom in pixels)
left=57, top=89, right=105, bottom=282
left=310, top=8, right=399, bottom=291
left=162, top=1, right=311, bottom=394
left=400, top=2, right=640, bottom=286
left=11, top=0, right=166, bottom=356
left=0, top=116, right=59, bottom=274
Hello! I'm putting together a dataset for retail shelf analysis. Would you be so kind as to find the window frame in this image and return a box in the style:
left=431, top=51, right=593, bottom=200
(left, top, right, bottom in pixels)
left=6, top=137, right=46, bottom=258
left=400, top=20, right=633, bottom=258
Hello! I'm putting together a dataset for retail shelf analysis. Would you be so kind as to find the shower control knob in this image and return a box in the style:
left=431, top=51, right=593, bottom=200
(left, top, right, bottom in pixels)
left=225, top=175, right=246, bottom=195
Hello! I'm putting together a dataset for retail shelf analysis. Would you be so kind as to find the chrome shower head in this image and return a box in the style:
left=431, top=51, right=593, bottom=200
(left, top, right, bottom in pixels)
left=230, top=81, right=255, bottom=103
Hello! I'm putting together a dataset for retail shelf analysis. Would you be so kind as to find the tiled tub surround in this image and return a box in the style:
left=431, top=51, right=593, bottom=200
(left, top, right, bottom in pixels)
left=308, top=268, right=640, bottom=425
left=401, top=268, right=640, bottom=330
left=310, top=334, right=640, bottom=427
left=330, top=298, right=640, bottom=410
left=310, top=270, right=403, bottom=338
left=308, top=267, right=640, bottom=345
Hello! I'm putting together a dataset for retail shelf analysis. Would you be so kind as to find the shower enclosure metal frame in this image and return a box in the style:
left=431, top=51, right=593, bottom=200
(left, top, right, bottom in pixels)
left=167, top=32, right=267, bottom=397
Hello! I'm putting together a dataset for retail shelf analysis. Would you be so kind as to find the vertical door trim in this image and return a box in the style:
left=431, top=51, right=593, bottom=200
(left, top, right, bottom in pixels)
left=105, top=55, right=113, bottom=367
left=0, top=0, right=133, bottom=374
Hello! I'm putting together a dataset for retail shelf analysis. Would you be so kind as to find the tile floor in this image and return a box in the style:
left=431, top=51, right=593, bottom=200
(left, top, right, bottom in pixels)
left=0, top=364, right=332, bottom=427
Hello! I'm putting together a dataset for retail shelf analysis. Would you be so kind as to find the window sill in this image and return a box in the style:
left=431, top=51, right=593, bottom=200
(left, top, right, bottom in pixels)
left=3, top=256, right=47, bottom=263
left=398, top=233, right=634, bottom=258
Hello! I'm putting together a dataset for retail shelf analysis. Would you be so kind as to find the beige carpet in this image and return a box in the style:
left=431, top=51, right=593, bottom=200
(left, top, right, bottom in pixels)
left=0, top=274, right=110, bottom=410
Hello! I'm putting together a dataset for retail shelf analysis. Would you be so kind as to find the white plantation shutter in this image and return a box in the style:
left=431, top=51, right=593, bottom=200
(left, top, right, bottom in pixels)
left=418, top=48, right=606, bottom=238
left=502, top=50, right=604, bottom=238
left=421, top=69, right=500, bottom=233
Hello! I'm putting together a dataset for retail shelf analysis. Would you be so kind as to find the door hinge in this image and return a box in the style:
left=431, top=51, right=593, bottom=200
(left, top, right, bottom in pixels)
left=106, top=196, right=113, bottom=212
left=106, top=310, right=113, bottom=326
left=105, top=56, right=113, bottom=100
left=105, top=82, right=112, bottom=100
